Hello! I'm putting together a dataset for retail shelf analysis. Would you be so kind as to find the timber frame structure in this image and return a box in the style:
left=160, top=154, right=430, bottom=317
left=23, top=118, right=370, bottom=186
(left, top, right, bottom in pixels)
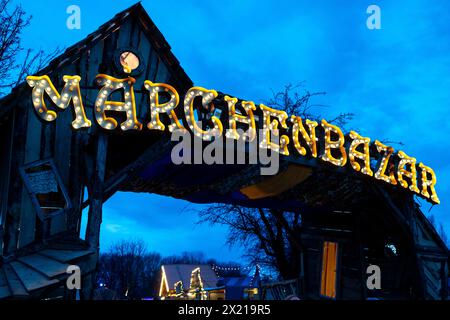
left=0, top=3, right=448, bottom=300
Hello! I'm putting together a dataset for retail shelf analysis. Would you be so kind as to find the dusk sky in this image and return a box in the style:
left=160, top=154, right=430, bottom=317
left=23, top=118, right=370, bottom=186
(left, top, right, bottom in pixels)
left=14, top=0, right=450, bottom=262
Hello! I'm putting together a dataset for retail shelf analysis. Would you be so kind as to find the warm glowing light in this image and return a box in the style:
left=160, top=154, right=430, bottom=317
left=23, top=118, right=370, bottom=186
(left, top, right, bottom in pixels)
left=418, top=162, right=440, bottom=204
left=290, top=115, right=318, bottom=157
left=159, top=265, right=170, bottom=297
left=397, top=150, right=420, bottom=194
left=120, top=51, right=140, bottom=74
left=144, top=81, right=184, bottom=132
left=94, top=74, right=142, bottom=131
left=224, top=96, right=257, bottom=142
left=348, top=130, right=373, bottom=176
left=26, top=75, right=91, bottom=129
left=183, top=87, right=223, bottom=141
left=374, top=140, right=397, bottom=185
left=25, top=73, right=440, bottom=204
left=320, top=119, right=347, bottom=166
left=259, top=104, right=290, bottom=155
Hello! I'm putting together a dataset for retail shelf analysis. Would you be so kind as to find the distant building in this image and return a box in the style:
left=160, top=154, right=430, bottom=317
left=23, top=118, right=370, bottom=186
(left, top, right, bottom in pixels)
left=158, top=264, right=260, bottom=300
left=159, top=264, right=223, bottom=300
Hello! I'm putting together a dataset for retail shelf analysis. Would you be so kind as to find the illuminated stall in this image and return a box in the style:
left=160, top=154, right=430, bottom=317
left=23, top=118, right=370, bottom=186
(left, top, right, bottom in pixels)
left=159, top=265, right=223, bottom=300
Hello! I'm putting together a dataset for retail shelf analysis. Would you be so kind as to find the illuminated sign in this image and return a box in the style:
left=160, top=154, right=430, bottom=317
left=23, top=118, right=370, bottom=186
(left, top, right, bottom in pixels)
left=26, top=74, right=440, bottom=204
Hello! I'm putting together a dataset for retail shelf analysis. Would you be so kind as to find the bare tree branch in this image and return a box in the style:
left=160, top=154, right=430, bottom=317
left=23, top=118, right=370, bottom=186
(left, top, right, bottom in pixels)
left=0, top=0, right=63, bottom=96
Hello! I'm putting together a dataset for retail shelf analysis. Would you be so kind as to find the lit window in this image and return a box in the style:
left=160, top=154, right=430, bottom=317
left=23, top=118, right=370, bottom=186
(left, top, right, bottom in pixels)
left=120, top=51, right=140, bottom=73
left=320, top=241, right=338, bottom=298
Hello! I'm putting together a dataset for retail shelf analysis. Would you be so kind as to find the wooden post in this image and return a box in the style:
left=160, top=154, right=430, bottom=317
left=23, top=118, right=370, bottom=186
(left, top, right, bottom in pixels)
left=85, top=133, right=108, bottom=249
left=82, top=132, right=108, bottom=299
left=67, top=131, right=84, bottom=234
left=4, top=104, right=27, bottom=255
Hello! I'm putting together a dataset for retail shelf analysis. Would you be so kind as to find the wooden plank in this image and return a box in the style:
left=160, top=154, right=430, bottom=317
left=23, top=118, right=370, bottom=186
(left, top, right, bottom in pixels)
left=0, top=269, right=11, bottom=299
left=39, top=249, right=94, bottom=263
left=18, top=193, right=36, bottom=247
left=49, top=64, right=79, bottom=236
left=18, top=254, right=69, bottom=278
left=0, top=116, right=13, bottom=254
left=155, top=59, right=170, bottom=83
left=136, top=29, right=153, bottom=119
left=9, top=261, right=59, bottom=292
left=18, top=109, right=42, bottom=246
left=24, top=105, right=42, bottom=163
left=85, top=133, right=108, bottom=250
left=4, top=102, right=28, bottom=255
left=66, top=55, right=88, bottom=233
left=42, top=70, right=66, bottom=237
left=117, top=18, right=132, bottom=48
left=3, top=263, right=29, bottom=297
left=129, top=16, right=140, bottom=47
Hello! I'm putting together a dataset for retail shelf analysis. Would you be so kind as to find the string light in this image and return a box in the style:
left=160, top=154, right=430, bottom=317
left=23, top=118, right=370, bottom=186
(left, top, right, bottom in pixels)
left=374, top=140, right=397, bottom=185
left=418, top=162, right=440, bottom=204
left=159, top=265, right=170, bottom=297
left=25, top=73, right=440, bottom=204
left=348, top=130, right=373, bottom=176
left=26, top=75, right=91, bottom=129
left=94, top=74, right=142, bottom=131
left=290, top=115, right=318, bottom=157
left=224, top=96, right=257, bottom=142
left=320, top=119, right=347, bottom=166
left=144, top=80, right=184, bottom=132
left=259, top=104, right=290, bottom=155
left=183, top=86, right=223, bottom=141
left=397, top=150, right=420, bottom=194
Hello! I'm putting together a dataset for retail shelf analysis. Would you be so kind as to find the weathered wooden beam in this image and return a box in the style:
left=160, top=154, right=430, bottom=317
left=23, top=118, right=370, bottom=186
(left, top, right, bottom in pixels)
left=0, top=113, right=14, bottom=257
left=85, top=133, right=108, bottom=251
left=81, top=138, right=172, bottom=209
left=4, top=103, right=27, bottom=255
left=81, top=132, right=107, bottom=300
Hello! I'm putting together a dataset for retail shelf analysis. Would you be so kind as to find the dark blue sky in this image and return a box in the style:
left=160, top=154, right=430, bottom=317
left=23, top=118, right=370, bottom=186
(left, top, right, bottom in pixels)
left=17, top=0, right=450, bottom=261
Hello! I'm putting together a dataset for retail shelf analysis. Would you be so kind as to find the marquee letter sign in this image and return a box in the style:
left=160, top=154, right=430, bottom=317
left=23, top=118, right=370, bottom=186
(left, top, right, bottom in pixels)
left=25, top=74, right=440, bottom=205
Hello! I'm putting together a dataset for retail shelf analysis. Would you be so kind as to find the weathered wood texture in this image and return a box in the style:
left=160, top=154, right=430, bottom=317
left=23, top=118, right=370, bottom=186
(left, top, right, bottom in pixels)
left=0, top=4, right=192, bottom=258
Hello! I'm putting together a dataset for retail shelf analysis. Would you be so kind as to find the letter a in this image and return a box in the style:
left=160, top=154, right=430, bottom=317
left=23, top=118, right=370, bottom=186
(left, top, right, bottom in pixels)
left=66, top=265, right=81, bottom=290
left=366, top=264, right=381, bottom=290
left=366, top=5, right=381, bottom=30
left=66, top=5, right=81, bottom=30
